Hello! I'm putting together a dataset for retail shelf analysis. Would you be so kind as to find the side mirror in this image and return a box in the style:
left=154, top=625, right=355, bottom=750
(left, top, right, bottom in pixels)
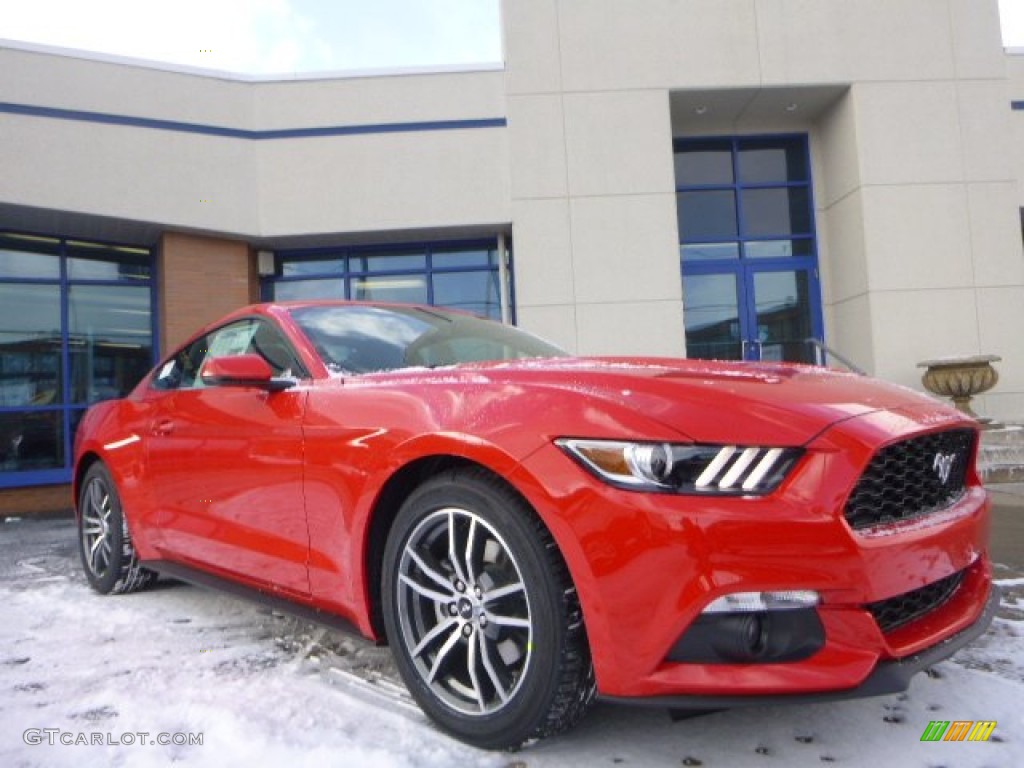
left=200, top=354, right=295, bottom=392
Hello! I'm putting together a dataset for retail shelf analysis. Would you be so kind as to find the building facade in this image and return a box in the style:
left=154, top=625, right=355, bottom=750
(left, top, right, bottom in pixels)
left=2, top=0, right=1024, bottom=511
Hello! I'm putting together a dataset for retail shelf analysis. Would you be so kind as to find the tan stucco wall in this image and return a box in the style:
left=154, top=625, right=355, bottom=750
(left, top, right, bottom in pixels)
left=0, top=45, right=510, bottom=240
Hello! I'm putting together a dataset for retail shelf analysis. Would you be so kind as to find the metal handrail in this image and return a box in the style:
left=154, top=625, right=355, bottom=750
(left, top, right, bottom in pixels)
left=804, top=338, right=867, bottom=376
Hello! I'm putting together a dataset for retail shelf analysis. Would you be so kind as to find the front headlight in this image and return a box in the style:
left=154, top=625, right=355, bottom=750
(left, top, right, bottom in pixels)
left=556, top=438, right=803, bottom=495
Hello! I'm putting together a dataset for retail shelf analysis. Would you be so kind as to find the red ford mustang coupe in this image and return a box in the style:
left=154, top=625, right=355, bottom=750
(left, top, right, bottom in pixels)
left=74, top=301, right=997, bottom=748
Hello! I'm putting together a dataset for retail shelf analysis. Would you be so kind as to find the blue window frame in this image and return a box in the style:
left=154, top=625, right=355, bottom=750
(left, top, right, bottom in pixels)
left=675, top=135, right=823, bottom=363
left=0, top=232, right=157, bottom=488
left=263, top=239, right=510, bottom=322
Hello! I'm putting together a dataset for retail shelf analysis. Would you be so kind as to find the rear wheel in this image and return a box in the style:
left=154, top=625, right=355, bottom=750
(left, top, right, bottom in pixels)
left=382, top=469, right=594, bottom=749
left=78, top=463, right=155, bottom=595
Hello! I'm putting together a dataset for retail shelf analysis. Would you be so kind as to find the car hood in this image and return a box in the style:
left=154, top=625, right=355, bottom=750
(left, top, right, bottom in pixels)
left=353, top=356, right=943, bottom=446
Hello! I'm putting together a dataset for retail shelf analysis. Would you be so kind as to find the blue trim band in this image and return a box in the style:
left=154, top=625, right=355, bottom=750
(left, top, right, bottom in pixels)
left=1013, top=101, right=1024, bottom=111
left=0, top=102, right=506, bottom=140
left=0, top=468, right=71, bottom=490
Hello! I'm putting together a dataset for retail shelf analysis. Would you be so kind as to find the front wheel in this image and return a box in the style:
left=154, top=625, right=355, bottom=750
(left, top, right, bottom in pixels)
left=382, top=469, right=594, bottom=749
left=78, top=462, right=155, bottom=595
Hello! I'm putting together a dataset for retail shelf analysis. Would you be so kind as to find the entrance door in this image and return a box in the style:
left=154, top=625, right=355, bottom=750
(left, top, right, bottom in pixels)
left=675, top=135, right=823, bottom=363
left=682, top=265, right=821, bottom=362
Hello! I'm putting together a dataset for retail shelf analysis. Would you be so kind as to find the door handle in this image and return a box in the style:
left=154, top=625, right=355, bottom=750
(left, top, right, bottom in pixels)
left=151, top=419, right=175, bottom=436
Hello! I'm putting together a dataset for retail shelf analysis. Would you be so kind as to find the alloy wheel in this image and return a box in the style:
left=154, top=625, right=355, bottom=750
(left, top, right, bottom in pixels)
left=395, top=506, right=533, bottom=716
left=81, top=475, right=115, bottom=579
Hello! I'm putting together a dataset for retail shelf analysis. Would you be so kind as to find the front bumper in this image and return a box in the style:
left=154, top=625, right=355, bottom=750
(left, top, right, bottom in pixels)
left=601, top=583, right=1000, bottom=709
left=514, top=405, right=994, bottom=700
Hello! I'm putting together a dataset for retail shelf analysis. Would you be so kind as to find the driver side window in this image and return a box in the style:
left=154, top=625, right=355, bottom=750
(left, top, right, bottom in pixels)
left=151, top=336, right=209, bottom=391
left=151, top=319, right=304, bottom=391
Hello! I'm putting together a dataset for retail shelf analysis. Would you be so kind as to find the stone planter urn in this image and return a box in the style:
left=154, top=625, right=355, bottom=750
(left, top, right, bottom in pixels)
left=917, top=354, right=1001, bottom=420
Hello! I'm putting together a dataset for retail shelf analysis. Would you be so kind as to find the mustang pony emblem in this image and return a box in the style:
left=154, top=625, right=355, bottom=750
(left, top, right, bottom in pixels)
left=933, top=452, right=957, bottom=485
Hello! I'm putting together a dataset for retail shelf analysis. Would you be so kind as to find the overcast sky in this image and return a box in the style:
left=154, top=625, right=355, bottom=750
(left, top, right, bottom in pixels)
left=1001, top=0, right=1024, bottom=47
left=0, top=0, right=1021, bottom=75
left=0, top=0, right=502, bottom=74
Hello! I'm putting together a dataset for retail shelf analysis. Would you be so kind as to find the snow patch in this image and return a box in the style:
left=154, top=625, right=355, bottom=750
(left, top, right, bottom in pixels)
left=2, top=517, right=1022, bottom=766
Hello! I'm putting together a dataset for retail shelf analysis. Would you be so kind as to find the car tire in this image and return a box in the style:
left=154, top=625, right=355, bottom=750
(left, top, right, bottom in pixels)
left=78, top=462, right=156, bottom=595
left=382, top=468, right=595, bottom=749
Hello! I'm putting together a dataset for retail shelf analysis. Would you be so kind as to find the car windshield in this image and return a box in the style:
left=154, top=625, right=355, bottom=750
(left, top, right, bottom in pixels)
left=289, top=304, right=567, bottom=374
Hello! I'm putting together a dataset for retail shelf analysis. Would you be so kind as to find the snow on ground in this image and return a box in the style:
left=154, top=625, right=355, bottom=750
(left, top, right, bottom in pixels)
left=2, top=515, right=1023, bottom=768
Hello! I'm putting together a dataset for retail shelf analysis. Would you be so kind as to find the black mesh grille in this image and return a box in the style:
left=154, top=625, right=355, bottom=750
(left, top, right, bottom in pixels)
left=844, top=429, right=975, bottom=531
left=865, top=570, right=965, bottom=634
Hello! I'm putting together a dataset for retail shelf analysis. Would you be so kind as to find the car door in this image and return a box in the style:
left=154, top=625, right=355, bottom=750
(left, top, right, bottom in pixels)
left=143, top=317, right=310, bottom=595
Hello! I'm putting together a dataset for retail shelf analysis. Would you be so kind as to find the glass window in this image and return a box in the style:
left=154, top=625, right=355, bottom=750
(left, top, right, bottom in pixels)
left=152, top=358, right=184, bottom=391
left=674, top=136, right=815, bottom=252
left=676, top=191, right=738, bottom=242
left=268, top=240, right=506, bottom=322
left=0, top=233, right=154, bottom=487
left=682, top=273, right=742, bottom=361
left=680, top=243, right=740, bottom=262
left=433, top=272, right=500, bottom=319
left=67, top=243, right=151, bottom=281
left=153, top=335, right=209, bottom=391
left=351, top=251, right=426, bottom=273
left=0, top=410, right=63, bottom=471
left=291, top=305, right=563, bottom=375
left=282, top=257, right=346, bottom=277
left=673, top=142, right=733, bottom=185
left=249, top=322, right=304, bottom=376
left=292, top=307, right=410, bottom=374
left=744, top=239, right=813, bottom=259
left=69, top=285, right=152, bottom=404
left=154, top=318, right=304, bottom=391
left=752, top=271, right=814, bottom=363
left=206, top=320, right=302, bottom=377
left=0, top=247, right=61, bottom=279
left=740, top=187, right=812, bottom=238
left=737, top=140, right=809, bottom=184
left=432, top=247, right=497, bottom=269
left=0, top=284, right=62, bottom=406
left=275, top=279, right=346, bottom=301
left=208, top=321, right=260, bottom=359
left=353, top=275, right=428, bottom=304
left=675, top=137, right=820, bottom=364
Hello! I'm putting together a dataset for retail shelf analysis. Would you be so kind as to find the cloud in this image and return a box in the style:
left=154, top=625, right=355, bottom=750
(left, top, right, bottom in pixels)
left=1000, top=0, right=1024, bottom=46
left=0, top=0, right=501, bottom=74
left=4, top=1, right=1020, bottom=70
left=311, top=0, right=502, bottom=70
left=0, top=0, right=313, bottom=72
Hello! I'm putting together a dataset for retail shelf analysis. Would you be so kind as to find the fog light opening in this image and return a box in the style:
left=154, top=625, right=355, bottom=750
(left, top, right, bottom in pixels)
left=714, top=613, right=770, bottom=662
left=743, top=613, right=767, bottom=657
left=668, top=591, right=826, bottom=664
